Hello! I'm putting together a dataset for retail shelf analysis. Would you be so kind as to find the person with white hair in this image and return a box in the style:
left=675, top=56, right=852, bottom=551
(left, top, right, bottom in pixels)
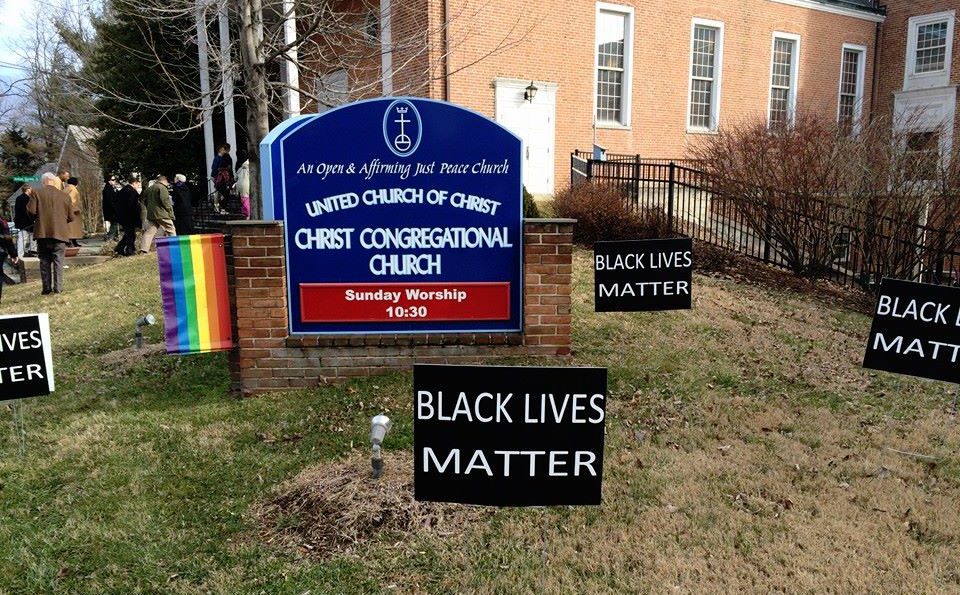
left=171, top=174, right=194, bottom=235
left=27, top=172, right=74, bottom=294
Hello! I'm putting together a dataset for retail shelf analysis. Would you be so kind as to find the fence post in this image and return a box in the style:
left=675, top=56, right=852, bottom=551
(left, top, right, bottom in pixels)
left=763, top=204, right=772, bottom=264
left=667, top=161, right=676, bottom=232
left=587, top=158, right=593, bottom=180
left=634, top=155, right=641, bottom=206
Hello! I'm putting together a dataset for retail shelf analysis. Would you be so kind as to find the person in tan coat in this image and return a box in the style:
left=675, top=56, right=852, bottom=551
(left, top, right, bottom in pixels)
left=27, top=172, right=74, bottom=294
left=64, top=175, right=84, bottom=246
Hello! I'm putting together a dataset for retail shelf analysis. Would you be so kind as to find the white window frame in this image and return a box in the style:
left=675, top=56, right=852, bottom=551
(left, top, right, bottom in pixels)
left=894, top=87, right=957, bottom=170
left=593, top=2, right=634, bottom=128
left=768, top=32, right=801, bottom=128
left=836, top=43, right=867, bottom=135
left=904, top=10, right=955, bottom=91
left=686, top=18, right=725, bottom=133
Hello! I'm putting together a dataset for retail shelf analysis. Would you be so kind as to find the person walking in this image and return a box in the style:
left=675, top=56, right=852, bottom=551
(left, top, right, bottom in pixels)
left=114, top=177, right=142, bottom=256
left=171, top=174, right=194, bottom=235
left=14, top=184, right=36, bottom=258
left=210, top=144, right=233, bottom=214
left=139, top=175, right=176, bottom=254
left=27, top=172, right=74, bottom=295
left=64, top=175, right=84, bottom=247
left=102, top=175, right=121, bottom=241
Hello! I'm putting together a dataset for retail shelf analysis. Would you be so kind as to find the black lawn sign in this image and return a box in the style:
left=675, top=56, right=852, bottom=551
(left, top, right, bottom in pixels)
left=413, top=364, right=607, bottom=507
left=0, top=314, right=54, bottom=401
left=863, top=278, right=960, bottom=384
left=594, top=238, right=693, bottom=312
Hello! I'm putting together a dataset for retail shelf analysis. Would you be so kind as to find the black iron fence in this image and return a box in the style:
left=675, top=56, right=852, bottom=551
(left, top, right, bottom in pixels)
left=571, top=151, right=960, bottom=291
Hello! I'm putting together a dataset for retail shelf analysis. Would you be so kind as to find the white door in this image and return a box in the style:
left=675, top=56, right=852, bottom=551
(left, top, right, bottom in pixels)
left=494, top=79, right=557, bottom=195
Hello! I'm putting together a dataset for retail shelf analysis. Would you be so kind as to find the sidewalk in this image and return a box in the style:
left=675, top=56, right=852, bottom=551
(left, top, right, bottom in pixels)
left=12, top=238, right=113, bottom=283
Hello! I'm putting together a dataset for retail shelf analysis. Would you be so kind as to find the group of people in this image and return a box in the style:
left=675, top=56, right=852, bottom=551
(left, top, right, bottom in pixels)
left=0, top=143, right=248, bottom=298
left=4, top=170, right=82, bottom=295
left=0, top=169, right=85, bottom=298
left=211, top=143, right=250, bottom=219
left=103, top=173, right=196, bottom=257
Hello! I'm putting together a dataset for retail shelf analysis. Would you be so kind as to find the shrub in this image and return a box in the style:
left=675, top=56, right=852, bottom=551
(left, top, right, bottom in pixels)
left=691, top=112, right=844, bottom=277
left=692, top=110, right=960, bottom=284
left=522, top=185, right=540, bottom=218
left=695, top=242, right=737, bottom=273
left=554, top=183, right=671, bottom=246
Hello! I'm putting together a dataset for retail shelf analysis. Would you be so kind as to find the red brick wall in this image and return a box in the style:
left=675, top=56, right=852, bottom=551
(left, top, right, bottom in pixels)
left=876, top=0, right=959, bottom=147
left=226, top=220, right=574, bottom=395
left=299, top=0, right=438, bottom=110
left=403, top=0, right=879, bottom=188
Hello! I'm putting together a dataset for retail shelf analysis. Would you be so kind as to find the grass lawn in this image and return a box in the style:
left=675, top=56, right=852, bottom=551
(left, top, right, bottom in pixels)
left=1, top=251, right=958, bottom=594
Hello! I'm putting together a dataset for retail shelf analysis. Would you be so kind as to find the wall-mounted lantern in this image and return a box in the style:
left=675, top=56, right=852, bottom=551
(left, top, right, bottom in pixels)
left=524, top=81, right=538, bottom=103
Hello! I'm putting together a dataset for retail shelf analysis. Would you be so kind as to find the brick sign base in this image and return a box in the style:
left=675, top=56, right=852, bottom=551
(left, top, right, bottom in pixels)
left=225, top=220, right=575, bottom=395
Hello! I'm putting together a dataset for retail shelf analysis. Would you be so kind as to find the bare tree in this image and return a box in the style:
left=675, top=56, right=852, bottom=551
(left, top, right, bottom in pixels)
left=7, top=0, right=531, bottom=218
left=3, top=6, right=95, bottom=160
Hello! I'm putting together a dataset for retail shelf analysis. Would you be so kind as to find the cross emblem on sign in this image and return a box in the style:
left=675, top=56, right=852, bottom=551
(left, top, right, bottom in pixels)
left=393, top=107, right=412, bottom=153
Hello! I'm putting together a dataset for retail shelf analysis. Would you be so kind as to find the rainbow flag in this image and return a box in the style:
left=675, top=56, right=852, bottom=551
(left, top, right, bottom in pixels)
left=156, top=234, right=233, bottom=354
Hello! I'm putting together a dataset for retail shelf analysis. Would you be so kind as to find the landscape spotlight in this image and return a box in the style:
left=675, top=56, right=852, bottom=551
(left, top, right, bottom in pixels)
left=370, top=414, right=392, bottom=479
left=135, top=314, right=156, bottom=349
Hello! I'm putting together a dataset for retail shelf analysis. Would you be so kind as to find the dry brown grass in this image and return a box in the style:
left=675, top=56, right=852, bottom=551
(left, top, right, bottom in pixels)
left=193, top=247, right=960, bottom=593
left=100, top=343, right=166, bottom=370
left=255, top=452, right=494, bottom=560
left=318, top=251, right=960, bottom=594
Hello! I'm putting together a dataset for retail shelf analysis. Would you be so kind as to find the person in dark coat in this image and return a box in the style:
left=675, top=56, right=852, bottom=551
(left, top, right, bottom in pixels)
left=0, top=210, right=20, bottom=301
left=102, top=175, right=121, bottom=241
left=211, top=143, right=233, bottom=213
left=171, top=174, right=194, bottom=235
left=14, top=184, right=36, bottom=257
left=114, top=176, right=142, bottom=257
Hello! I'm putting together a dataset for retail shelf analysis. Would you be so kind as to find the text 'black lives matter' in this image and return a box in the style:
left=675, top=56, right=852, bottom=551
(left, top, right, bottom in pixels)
left=863, top=278, right=960, bottom=384
left=594, top=238, right=693, bottom=312
left=0, top=314, right=54, bottom=401
left=414, top=364, right=607, bottom=507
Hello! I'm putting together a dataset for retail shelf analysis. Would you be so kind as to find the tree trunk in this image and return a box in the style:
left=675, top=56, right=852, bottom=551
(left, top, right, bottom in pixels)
left=237, top=0, right=269, bottom=219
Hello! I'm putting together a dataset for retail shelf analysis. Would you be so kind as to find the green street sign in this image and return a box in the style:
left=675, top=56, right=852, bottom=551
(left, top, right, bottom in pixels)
left=12, top=175, right=39, bottom=183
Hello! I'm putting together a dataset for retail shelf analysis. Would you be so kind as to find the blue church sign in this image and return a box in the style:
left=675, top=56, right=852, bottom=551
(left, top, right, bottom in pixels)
left=260, top=98, right=523, bottom=335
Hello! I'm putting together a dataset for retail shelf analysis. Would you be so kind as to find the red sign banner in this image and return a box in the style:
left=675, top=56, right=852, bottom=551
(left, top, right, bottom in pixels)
left=299, top=282, right=511, bottom=323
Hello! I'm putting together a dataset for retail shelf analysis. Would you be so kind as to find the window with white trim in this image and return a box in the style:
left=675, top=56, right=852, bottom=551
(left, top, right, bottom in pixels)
left=915, top=21, right=948, bottom=74
left=838, top=45, right=865, bottom=136
left=688, top=20, right=723, bottom=131
left=769, top=34, right=799, bottom=128
left=595, top=4, right=633, bottom=126
left=904, top=11, right=955, bottom=90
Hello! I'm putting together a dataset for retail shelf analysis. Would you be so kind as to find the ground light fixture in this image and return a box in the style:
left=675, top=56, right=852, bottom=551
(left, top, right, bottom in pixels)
left=524, top=81, right=538, bottom=103
left=135, top=314, right=156, bottom=348
left=370, top=414, right=392, bottom=479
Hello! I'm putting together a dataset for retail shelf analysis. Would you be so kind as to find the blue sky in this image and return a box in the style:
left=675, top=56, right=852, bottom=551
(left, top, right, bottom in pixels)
left=0, top=0, right=33, bottom=82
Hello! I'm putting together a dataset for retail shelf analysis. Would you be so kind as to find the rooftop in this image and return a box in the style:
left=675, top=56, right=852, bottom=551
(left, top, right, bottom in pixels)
left=820, top=0, right=886, bottom=15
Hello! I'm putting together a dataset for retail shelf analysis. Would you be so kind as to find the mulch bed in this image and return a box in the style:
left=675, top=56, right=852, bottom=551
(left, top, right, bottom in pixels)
left=254, top=451, right=494, bottom=559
